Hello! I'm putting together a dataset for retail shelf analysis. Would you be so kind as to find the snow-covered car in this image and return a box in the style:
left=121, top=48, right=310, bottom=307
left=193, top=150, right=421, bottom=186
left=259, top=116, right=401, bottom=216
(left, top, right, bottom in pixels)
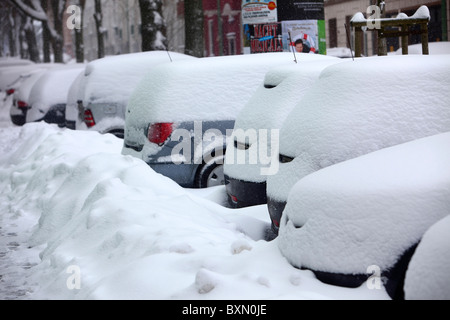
left=278, top=132, right=450, bottom=300
left=73, top=51, right=195, bottom=138
left=0, top=57, right=34, bottom=68
left=326, top=47, right=355, bottom=58
left=122, top=52, right=296, bottom=188
left=404, top=214, right=450, bottom=300
left=224, top=54, right=341, bottom=208
left=26, top=65, right=85, bottom=127
left=65, top=70, right=85, bottom=130
left=266, top=54, right=450, bottom=233
left=10, top=64, right=64, bottom=126
left=393, top=41, right=450, bottom=55
left=0, top=64, right=45, bottom=98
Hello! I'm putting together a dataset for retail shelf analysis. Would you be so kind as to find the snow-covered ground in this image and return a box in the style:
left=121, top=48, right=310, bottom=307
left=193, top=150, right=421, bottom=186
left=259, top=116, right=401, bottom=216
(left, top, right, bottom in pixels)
left=0, top=96, right=390, bottom=300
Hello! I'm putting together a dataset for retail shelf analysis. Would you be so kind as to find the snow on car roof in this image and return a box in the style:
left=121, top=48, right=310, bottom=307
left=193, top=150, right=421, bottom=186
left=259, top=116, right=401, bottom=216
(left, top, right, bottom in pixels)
left=224, top=55, right=342, bottom=183
left=393, top=41, right=450, bottom=55
left=79, top=51, right=195, bottom=105
left=0, top=57, right=35, bottom=68
left=127, top=52, right=299, bottom=126
left=279, top=131, right=450, bottom=276
left=28, top=65, right=85, bottom=109
left=267, top=54, right=450, bottom=201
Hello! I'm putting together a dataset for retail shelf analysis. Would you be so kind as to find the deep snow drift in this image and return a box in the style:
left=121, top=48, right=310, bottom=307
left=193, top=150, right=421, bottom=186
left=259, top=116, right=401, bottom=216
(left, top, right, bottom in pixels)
left=0, top=120, right=389, bottom=300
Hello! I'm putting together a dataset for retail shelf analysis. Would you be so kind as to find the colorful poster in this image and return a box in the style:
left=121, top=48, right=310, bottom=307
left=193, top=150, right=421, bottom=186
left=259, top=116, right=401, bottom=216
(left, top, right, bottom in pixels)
left=242, top=0, right=278, bottom=25
left=246, top=23, right=283, bottom=54
left=282, top=20, right=326, bottom=55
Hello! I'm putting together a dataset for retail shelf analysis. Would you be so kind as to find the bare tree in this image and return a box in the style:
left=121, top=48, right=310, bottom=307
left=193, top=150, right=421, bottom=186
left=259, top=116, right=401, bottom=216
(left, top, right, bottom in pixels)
left=139, top=0, right=168, bottom=51
left=9, top=0, right=68, bottom=63
left=184, top=0, right=204, bottom=57
left=73, top=0, right=86, bottom=62
left=93, top=0, right=105, bottom=59
left=22, top=16, right=40, bottom=62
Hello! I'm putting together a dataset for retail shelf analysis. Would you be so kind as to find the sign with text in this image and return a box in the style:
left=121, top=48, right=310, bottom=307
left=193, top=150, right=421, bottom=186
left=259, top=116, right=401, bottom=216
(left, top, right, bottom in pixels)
left=242, top=0, right=278, bottom=25
left=245, top=23, right=283, bottom=53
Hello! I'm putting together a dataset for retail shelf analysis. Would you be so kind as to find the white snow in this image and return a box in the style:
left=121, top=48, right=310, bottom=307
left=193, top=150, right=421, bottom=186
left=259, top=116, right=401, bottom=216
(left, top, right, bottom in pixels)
left=0, top=53, right=448, bottom=301
left=279, top=132, right=450, bottom=277
left=26, top=65, right=85, bottom=123
left=267, top=54, right=450, bottom=202
left=80, top=51, right=194, bottom=106
left=0, top=119, right=389, bottom=300
left=126, top=52, right=298, bottom=126
left=224, top=55, right=342, bottom=183
left=404, top=215, right=450, bottom=300
left=393, top=41, right=450, bottom=55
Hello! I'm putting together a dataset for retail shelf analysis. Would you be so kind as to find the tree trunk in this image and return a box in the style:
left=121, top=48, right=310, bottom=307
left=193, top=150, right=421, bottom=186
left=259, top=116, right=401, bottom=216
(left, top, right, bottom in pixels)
left=139, top=0, right=168, bottom=51
left=74, top=0, right=86, bottom=63
left=42, top=22, right=51, bottom=62
left=184, top=0, right=204, bottom=57
left=50, top=0, right=65, bottom=63
left=23, top=17, right=41, bottom=62
left=40, top=0, right=51, bottom=62
left=94, top=0, right=105, bottom=59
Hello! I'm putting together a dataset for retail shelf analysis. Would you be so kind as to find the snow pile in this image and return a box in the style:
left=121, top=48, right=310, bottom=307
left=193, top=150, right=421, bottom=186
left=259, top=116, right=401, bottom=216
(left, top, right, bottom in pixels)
left=224, top=56, right=341, bottom=183
left=404, top=215, right=450, bottom=300
left=351, top=5, right=430, bottom=23
left=279, top=132, right=450, bottom=283
left=267, top=54, right=450, bottom=202
left=0, top=123, right=389, bottom=300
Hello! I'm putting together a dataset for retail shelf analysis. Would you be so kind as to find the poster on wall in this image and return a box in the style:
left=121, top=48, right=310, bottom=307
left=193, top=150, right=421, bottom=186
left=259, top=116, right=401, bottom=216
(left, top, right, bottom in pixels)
left=282, top=20, right=325, bottom=54
left=242, top=1, right=326, bottom=55
left=242, top=0, right=278, bottom=25
left=245, top=23, right=284, bottom=53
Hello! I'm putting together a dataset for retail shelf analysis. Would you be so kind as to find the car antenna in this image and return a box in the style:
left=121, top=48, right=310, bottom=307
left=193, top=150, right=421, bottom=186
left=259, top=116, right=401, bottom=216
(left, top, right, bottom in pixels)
left=166, top=46, right=173, bottom=62
left=344, top=23, right=355, bottom=61
left=288, top=31, right=297, bottom=64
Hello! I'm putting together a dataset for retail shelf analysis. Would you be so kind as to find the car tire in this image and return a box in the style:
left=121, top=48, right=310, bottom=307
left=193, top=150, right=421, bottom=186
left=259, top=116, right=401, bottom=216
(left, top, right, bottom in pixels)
left=195, top=155, right=226, bottom=188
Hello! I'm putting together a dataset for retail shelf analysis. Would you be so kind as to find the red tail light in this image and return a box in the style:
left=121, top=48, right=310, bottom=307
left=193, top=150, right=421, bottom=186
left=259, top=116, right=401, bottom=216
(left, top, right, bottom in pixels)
left=147, top=123, right=173, bottom=146
left=84, top=109, right=96, bottom=128
left=6, top=89, right=15, bottom=95
left=17, top=101, right=28, bottom=109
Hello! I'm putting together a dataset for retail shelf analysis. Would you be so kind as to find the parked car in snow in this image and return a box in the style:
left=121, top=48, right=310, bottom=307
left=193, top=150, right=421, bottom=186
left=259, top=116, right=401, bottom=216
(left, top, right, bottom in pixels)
left=122, top=52, right=296, bottom=188
left=0, top=64, right=48, bottom=99
left=26, top=65, right=85, bottom=127
left=266, top=54, right=450, bottom=234
left=10, top=64, right=64, bottom=126
left=393, top=41, right=450, bottom=55
left=224, top=54, right=341, bottom=208
left=65, top=70, right=85, bottom=130
left=0, top=57, right=34, bottom=68
left=404, top=214, right=450, bottom=300
left=278, top=131, right=450, bottom=300
left=71, top=51, right=195, bottom=138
